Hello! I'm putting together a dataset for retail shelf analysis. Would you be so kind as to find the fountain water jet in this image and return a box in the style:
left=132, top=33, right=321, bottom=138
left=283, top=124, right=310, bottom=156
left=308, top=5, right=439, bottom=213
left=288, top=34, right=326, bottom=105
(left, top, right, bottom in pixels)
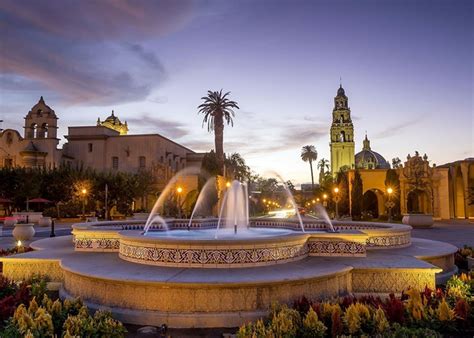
left=314, top=204, right=336, bottom=232
left=187, top=177, right=216, bottom=230
left=266, top=171, right=305, bottom=232
left=214, top=180, right=249, bottom=239
left=143, top=167, right=202, bottom=235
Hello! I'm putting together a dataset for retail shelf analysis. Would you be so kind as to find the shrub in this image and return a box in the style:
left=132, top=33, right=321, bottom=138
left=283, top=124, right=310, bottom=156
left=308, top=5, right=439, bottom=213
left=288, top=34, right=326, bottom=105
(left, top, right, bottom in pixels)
left=301, top=307, right=327, bottom=338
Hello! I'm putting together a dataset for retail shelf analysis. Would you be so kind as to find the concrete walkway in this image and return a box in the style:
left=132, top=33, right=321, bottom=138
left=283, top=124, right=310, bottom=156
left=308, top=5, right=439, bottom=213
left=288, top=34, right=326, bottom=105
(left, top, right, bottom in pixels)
left=411, top=220, right=474, bottom=248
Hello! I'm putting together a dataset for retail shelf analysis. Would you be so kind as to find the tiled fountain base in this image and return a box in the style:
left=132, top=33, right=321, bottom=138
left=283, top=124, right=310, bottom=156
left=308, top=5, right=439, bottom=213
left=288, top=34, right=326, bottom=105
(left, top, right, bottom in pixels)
left=0, top=235, right=457, bottom=328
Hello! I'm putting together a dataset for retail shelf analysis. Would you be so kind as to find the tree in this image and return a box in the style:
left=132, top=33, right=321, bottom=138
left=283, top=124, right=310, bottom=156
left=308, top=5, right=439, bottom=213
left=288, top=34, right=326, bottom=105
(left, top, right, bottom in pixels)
left=317, top=158, right=330, bottom=183
left=225, top=152, right=250, bottom=182
left=335, top=168, right=350, bottom=216
left=301, top=145, right=318, bottom=192
left=351, top=170, right=363, bottom=220
left=198, top=90, right=239, bottom=175
left=392, top=157, right=402, bottom=169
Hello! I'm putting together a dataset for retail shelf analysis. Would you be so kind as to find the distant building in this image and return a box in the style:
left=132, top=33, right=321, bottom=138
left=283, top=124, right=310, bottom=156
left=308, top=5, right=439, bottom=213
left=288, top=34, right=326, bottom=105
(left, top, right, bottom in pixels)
left=328, top=86, right=473, bottom=219
left=0, top=97, right=204, bottom=209
left=330, top=85, right=355, bottom=175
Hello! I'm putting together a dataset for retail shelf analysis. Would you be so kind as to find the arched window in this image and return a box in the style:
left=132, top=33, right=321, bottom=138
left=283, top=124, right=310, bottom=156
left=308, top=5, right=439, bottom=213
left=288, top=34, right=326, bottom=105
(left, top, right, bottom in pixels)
left=41, top=123, right=49, bottom=138
left=339, top=131, right=345, bottom=142
left=31, top=123, right=38, bottom=138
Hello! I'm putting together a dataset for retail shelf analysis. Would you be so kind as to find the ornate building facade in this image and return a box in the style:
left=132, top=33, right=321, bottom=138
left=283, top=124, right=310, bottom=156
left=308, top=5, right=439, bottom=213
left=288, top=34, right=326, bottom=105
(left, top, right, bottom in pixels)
left=330, top=85, right=355, bottom=176
left=0, top=97, right=204, bottom=209
left=329, top=86, right=473, bottom=220
left=0, top=97, right=62, bottom=168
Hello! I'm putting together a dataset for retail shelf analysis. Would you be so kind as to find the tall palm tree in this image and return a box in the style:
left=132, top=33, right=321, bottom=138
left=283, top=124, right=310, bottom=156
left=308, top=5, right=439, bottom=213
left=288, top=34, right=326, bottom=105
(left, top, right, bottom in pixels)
left=317, top=158, right=330, bottom=186
left=198, top=90, right=239, bottom=175
left=301, top=145, right=318, bottom=191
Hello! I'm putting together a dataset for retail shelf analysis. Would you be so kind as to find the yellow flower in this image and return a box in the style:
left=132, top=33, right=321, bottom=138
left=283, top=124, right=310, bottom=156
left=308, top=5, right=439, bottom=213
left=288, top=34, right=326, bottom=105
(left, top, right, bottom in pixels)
left=344, top=304, right=361, bottom=334
left=374, top=307, right=389, bottom=333
left=34, top=307, right=54, bottom=336
left=12, top=304, right=35, bottom=334
left=24, top=329, right=34, bottom=338
left=28, top=296, right=39, bottom=315
left=41, top=294, right=52, bottom=311
left=303, top=307, right=327, bottom=337
left=405, top=288, right=424, bottom=321
left=437, top=298, right=455, bottom=321
left=51, top=299, right=63, bottom=317
left=459, top=272, right=471, bottom=282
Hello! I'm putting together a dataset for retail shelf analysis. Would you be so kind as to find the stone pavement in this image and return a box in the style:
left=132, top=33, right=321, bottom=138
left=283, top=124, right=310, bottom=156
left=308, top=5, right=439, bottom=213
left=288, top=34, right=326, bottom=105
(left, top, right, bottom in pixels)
left=411, top=219, right=474, bottom=248
left=0, top=222, right=73, bottom=250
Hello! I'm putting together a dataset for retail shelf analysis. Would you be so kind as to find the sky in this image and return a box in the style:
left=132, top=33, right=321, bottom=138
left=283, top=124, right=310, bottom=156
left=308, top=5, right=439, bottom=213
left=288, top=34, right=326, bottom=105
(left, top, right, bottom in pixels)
left=0, top=0, right=472, bottom=185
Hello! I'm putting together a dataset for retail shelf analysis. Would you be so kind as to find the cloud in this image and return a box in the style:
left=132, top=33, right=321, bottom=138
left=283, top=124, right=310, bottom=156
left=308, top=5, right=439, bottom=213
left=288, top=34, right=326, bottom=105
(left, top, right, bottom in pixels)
left=373, top=118, right=422, bottom=139
left=126, top=113, right=190, bottom=138
left=124, top=43, right=166, bottom=73
left=0, top=0, right=195, bottom=105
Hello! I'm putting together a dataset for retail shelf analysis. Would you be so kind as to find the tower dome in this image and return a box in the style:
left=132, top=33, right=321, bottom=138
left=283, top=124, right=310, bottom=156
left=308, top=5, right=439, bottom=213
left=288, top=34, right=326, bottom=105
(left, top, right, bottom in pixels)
left=337, top=85, right=346, bottom=97
left=97, top=110, right=128, bottom=135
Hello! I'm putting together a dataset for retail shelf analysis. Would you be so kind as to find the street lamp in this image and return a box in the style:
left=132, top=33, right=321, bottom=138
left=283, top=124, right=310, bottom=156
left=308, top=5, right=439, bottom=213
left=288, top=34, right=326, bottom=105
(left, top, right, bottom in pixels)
left=333, top=187, right=340, bottom=219
left=176, top=186, right=183, bottom=218
left=226, top=181, right=231, bottom=188
left=386, top=187, right=394, bottom=222
left=81, top=188, right=87, bottom=220
left=323, top=194, right=328, bottom=207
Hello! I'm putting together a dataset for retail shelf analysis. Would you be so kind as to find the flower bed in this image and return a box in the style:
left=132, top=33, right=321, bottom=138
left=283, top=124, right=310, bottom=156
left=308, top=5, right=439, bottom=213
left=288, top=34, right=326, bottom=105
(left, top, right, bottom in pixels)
left=237, top=272, right=474, bottom=337
left=0, top=276, right=126, bottom=337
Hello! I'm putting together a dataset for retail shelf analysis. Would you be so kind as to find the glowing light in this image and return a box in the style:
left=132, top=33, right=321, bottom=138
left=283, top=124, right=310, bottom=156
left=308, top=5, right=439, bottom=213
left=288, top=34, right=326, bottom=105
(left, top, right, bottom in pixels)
left=334, top=187, right=339, bottom=193
left=17, top=240, right=22, bottom=247
left=316, top=198, right=320, bottom=202
left=312, top=199, right=316, bottom=204
left=323, top=194, right=328, bottom=199
left=226, top=181, right=231, bottom=188
left=263, top=199, right=267, bottom=203
left=176, top=186, right=183, bottom=193
left=387, top=187, right=393, bottom=194
left=81, top=188, right=87, bottom=195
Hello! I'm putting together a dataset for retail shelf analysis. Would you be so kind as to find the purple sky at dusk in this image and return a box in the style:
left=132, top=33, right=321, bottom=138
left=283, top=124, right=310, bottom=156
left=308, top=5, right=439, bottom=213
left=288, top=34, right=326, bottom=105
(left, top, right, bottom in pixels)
left=0, top=0, right=472, bottom=185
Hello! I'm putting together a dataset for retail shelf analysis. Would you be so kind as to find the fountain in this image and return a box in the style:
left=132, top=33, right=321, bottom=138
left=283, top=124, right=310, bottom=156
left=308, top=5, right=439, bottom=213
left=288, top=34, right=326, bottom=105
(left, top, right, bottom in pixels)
left=1, top=170, right=458, bottom=329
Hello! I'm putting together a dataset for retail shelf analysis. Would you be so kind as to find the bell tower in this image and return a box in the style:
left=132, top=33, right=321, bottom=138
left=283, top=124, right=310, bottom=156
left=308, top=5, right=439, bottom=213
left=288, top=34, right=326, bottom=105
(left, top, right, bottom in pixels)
left=330, top=84, right=355, bottom=175
left=24, top=96, right=58, bottom=139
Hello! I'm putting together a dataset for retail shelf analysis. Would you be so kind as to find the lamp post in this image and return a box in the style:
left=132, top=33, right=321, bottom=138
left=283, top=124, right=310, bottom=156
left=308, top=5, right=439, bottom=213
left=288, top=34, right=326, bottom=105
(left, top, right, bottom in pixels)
left=323, top=194, right=328, bottom=207
left=81, top=188, right=87, bottom=220
left=333, top=187, right=340, bottom=219
left=386, top=187, right=394, bottom=222
left=176, top=186, right=183, bottom=218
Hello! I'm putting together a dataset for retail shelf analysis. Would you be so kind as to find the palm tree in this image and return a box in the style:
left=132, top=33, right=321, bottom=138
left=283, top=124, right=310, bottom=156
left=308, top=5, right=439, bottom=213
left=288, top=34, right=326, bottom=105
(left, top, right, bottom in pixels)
left=198, top=90, right=239, bottom=175
left=301, top=145, right=318, bottom=191
left=317, top=158, right=330, bottom=183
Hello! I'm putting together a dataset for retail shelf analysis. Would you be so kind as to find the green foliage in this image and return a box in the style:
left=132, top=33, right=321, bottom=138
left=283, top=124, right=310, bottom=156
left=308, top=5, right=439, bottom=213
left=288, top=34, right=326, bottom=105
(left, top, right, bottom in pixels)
left=2, top=294, right=126, bottom=338
left=351, top=170, right=363, bottom=220
left=335, top=169, right=350, bottom=216
left=225, top=152, right=250, bottom=181
left=200, top=150, right=220, bottom=177
left=0, top=166, right=155, bottom=216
